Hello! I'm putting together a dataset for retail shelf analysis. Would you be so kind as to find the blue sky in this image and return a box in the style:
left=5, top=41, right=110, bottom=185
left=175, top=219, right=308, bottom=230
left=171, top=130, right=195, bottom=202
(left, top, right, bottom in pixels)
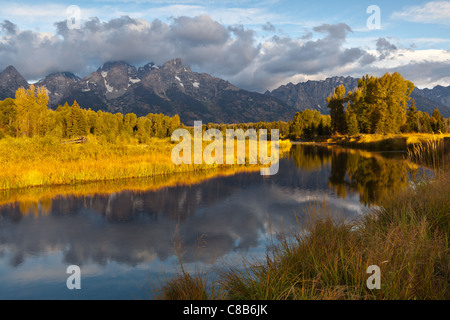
left=1, top=0, right=450, bottom=90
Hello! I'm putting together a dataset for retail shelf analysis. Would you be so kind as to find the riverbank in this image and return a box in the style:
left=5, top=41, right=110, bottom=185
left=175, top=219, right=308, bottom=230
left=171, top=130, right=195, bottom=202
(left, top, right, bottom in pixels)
left=156, top=147, right=449, bottom=300
left=0, top=135, right=291, bottom=191
left=320, top=133, right=450, bottom=151
left=0, top=166, right=268, bottom=213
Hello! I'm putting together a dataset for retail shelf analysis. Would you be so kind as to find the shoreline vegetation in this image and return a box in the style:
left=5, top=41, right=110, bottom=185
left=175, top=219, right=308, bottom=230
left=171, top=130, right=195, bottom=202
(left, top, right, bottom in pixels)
left=0, top=135, right=292, bottom=192
left=320, top=132, right=450, bottom=152
left=156, top=144, right=449, bottom=300
left=0, top=131, right=445, bottom=201
left=0, top=75, right=448, bottom=192
left=0, top=140, right=426, bottom=219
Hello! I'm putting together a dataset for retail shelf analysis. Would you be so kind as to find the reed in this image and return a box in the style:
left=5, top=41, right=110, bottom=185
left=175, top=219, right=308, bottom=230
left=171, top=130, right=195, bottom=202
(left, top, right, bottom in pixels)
left=406, top=134, right=445, bottom=172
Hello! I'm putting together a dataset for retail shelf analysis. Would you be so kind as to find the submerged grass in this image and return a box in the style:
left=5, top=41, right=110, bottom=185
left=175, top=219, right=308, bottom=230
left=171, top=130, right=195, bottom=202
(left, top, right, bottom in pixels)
left=157, top=151, right=449, bottom=300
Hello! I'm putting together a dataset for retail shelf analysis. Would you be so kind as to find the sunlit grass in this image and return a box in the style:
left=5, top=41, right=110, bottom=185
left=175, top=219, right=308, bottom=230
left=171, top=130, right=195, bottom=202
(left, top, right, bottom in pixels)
left=0, top=135, right=199, bottom=190
left=0, top=135, right=291, bottom=191
left=406, top=134, right=445, bottom=172
left=326, top=133, right=450, bottom=151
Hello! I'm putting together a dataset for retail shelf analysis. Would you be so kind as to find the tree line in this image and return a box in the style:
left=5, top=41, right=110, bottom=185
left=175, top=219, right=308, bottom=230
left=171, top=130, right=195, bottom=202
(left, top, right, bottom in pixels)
left=0, top=85, right=299, bottom=142
left=326, top=72, right=448, bottom=135
left=0, top=85, right=181, bottom=143
left=217, top=72, right=448, bottom=141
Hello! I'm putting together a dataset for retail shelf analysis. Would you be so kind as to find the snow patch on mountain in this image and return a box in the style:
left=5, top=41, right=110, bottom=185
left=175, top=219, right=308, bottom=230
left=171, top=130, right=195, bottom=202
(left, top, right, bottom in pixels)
left=104, top=79, right=114, bottom=93
left=82, top=80, right=91, bottom=92
left=128, top=77, right=141, bottom=87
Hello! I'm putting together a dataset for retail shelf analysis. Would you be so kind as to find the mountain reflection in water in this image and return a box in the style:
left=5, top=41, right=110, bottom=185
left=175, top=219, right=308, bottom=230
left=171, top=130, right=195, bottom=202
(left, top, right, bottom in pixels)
left=0, top=144, right=422, bottom=299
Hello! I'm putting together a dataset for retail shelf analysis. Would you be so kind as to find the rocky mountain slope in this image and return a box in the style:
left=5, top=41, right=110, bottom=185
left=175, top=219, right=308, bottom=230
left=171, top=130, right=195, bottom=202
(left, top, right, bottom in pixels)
left=412, top=85, right=450, bottom=116
left=35, top=72, right=81, bottom=107
left=265, top=76, right=359, bottom=113
left=0, top=66, right=29, bottom=100
left=39, top=59, right=295, bottom=124
left=1, top=62, right=449, bottom=121
left=266, top=76, right=450, bottom=118
left=110, top=59, right=294, bottom=123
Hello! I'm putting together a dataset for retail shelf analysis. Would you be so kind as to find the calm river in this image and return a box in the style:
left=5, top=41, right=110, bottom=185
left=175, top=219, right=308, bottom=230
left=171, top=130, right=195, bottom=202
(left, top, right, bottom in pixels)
left=0, top=144, right=423, bottom=299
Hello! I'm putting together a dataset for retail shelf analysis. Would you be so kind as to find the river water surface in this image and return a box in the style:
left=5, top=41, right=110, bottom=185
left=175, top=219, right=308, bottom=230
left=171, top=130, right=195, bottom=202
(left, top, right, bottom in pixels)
left=0, top=144, right=422, bottom=299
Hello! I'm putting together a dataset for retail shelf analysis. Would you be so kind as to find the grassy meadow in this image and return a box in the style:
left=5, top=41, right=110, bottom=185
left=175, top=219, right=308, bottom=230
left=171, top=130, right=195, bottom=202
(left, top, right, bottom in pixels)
left=0, top=135, right=292, bottom=191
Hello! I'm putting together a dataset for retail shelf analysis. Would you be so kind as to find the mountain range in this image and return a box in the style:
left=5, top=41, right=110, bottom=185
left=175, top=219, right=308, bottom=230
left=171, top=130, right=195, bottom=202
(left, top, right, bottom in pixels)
left=1, top=59, right=449, bottom=123
left=265, top=76, right=450, bottom=118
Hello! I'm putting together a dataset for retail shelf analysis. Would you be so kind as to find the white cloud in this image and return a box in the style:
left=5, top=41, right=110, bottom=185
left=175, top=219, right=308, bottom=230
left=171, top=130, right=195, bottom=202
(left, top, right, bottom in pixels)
left=1, top=3, right=100, bottom=22
left=391, top=1, right=450, bottom=25
left=1, top=14, right=449, bottom=91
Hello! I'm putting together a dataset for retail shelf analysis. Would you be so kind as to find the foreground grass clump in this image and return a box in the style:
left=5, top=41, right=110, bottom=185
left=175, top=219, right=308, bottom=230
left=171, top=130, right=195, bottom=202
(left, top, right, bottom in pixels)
left=156, top=269, right=224, bottom=300
left=158, top=165, right=449, bottom=300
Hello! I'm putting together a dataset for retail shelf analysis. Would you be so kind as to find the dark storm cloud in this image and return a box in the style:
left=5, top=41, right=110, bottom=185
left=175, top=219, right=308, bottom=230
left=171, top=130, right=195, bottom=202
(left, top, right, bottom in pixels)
left=359, top=53, right=377, bottom=65
left=167, top=18, right=260, bottom=76
left=1, top=20, right=18, bottom=34
left=376, top=37, right=398, bottom=60
left=313, top=23, right=352, bottom=41
left=0, top=15, right=260, bottom=80
left=169, top=15, right=229, bottom=45
left=260, top=23, right=366, bottom=75
left=300, top=31, right=313, bottom=40
left=262, top=22, right=276, bottom=32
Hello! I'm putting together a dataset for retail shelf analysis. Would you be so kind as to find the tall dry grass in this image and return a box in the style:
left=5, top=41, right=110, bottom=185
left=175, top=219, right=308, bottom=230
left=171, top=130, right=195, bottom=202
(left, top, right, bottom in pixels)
left=158, top=159, right=449, bottom=300
left=406, top=134, right=445, bottom=173
left=0, top=135, right=291, bottom=191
